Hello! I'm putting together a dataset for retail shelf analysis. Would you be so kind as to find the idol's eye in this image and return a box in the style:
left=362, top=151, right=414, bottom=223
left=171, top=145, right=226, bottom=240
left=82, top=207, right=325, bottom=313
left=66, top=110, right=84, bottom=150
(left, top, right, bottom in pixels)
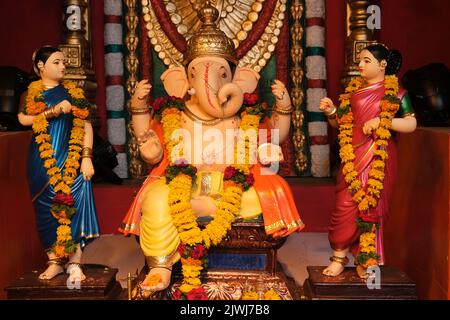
left=220, top=68, right=227, bottom=79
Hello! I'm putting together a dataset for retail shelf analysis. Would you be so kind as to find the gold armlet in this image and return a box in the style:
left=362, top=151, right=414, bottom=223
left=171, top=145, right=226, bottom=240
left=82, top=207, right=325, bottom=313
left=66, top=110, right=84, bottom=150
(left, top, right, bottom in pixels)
left=402, top=112, right=416, bottom=118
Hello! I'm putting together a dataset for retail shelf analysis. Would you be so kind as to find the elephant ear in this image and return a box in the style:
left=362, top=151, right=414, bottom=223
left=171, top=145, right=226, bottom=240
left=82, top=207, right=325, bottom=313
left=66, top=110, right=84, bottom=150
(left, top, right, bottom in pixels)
left=160, top=67, right=189, bottom=98
left=233, top=67, right=261, bottom=94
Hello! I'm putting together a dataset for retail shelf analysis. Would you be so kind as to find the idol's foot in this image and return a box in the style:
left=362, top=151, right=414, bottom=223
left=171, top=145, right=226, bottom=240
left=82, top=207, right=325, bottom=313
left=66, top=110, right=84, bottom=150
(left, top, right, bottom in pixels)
left=322, top=256, right=349, bottom=277
left=38, top=259, right=64, bottom=280
left=134, top=267, right=172, bottom=299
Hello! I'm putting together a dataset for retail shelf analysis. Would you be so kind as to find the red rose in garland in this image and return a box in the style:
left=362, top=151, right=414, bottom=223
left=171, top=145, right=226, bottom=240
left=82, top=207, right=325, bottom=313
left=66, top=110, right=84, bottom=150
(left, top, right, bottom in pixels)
left=53, top=193, right=75, bottom=207
left=244, top=92, right=259, bottom=105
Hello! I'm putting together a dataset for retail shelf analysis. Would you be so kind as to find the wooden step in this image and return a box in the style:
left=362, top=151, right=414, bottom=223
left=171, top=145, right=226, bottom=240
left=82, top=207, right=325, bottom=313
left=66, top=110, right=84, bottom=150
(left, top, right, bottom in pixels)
left=5, top=264, right=122, bottom=300
left=303, top=266, right=417, bottom=300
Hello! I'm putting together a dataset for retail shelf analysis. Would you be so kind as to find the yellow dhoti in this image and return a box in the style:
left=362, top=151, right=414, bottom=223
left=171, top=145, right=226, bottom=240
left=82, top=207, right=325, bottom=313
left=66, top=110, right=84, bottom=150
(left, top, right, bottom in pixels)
left=140, top=171, right=262, bottom=260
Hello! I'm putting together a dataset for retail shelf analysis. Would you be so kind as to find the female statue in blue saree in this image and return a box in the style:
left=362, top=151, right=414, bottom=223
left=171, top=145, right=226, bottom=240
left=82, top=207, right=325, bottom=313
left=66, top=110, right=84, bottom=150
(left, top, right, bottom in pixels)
left=18, top=46, right=100, bottom=283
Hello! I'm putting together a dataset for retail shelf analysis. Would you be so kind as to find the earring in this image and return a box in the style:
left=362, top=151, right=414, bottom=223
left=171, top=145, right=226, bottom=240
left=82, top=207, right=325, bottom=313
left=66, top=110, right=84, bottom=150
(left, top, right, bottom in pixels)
left=187, top=88, right=196, bottom=96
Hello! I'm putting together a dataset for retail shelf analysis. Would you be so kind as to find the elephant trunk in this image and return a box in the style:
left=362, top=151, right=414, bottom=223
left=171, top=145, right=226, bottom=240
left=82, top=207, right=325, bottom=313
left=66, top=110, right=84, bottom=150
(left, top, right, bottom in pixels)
left=217, top=83, right=244, bottom=117
left=195, top=66, right=243, bottom=119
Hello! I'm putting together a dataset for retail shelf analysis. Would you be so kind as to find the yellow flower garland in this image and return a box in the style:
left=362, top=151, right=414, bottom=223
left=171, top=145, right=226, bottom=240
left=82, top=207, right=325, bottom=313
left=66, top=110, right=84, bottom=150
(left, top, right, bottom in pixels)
left=241, top=288, right=281, bottom=300
left=160, top=102, right=260, bottom=296
left=25, top=80, right=90, bottom=258
left=337, top=75, right=400, bottom=269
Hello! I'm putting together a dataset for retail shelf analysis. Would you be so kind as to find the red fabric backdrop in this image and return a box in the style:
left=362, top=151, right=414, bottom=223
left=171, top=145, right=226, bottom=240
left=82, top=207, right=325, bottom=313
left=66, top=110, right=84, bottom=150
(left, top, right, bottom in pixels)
left=0, top=0, right=62, bottom=72
left=0, top=0, right=108, bottom=139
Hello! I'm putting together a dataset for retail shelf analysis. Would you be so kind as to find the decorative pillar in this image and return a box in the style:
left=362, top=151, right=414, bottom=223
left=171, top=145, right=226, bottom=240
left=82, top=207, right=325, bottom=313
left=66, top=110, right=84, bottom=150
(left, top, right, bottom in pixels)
left=124, top=0, right=146, bottom=179
left=61, top=0, right=96, bottom=98
left=290, top=0, right=308, bottom=174
left=104, top=0, right=128, bottom=179
left=342, top=0, right=377, bottom=87
left=305, top=0, right=329, bottom=177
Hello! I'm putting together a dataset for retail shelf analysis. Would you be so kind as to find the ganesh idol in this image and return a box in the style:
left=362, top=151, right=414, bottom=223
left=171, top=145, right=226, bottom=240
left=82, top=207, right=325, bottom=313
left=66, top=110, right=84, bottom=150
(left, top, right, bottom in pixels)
left=119, top=4, right=304, bottom=297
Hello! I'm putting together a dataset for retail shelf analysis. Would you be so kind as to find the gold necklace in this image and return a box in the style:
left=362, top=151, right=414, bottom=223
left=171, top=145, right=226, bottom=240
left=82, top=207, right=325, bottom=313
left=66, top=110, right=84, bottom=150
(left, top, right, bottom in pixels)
left=43, top=83, right=58, bottom=89
left=183, top=106, right=222, bottom=126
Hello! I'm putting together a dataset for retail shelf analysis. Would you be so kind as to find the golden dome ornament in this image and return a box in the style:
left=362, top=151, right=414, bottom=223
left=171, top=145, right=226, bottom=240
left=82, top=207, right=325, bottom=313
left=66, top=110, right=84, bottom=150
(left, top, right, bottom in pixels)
left=183, top=1, right=237, bottom=65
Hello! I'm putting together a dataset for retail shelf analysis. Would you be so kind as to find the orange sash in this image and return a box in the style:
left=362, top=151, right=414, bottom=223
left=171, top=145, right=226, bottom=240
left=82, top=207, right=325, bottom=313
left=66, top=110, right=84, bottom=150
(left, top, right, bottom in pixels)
left=118, top=119, right=304, bottom=238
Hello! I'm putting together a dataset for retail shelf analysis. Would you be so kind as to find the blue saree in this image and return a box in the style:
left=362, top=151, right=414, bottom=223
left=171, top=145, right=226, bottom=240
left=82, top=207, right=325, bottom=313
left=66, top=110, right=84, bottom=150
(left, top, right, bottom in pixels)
left=27, top=84, right=100, bottom=250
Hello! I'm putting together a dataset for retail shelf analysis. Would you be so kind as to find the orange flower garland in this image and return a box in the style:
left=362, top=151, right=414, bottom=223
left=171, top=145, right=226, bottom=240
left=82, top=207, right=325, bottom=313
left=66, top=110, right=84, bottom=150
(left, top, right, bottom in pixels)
left=24, top=80, right=91, bottom=258
left=337, top=75, right=400, bottom=270
left=153, top=95, right=263, bottom=300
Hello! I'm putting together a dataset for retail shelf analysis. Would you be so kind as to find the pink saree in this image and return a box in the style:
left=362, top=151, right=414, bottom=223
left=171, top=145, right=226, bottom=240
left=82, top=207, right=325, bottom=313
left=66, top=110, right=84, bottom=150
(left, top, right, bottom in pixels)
left=329, top=81, right=405, bottom=264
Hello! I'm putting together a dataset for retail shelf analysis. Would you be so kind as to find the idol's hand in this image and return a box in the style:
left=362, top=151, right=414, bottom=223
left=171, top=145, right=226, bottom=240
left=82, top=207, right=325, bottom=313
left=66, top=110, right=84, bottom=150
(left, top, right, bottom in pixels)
left=258, top=143, right=284, bottom=165
left=319, top=97, right=335, bottom=115
left=137, top=129, right=163, bottom=164
left=272, top=80, right=291, bottom=109
left=363, top=117, right=381, bottom=135
left=81, top=157, right=95, bottom=181
left=57, top=100, right=72, bottom=114
left=131, top=80, right=152, bottom=109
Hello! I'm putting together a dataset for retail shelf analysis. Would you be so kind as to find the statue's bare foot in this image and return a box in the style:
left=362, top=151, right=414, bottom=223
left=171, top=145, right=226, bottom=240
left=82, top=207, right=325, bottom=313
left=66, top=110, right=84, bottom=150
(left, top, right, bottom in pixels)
left=322, top=261, right=345, bottom=277
left=66, top=263, right=86, bottom=284
left=38, top=261, right=64, bottom=280
left=136, top=267, right=172, bottom=299
left=322, top=256, right=349, bottom=277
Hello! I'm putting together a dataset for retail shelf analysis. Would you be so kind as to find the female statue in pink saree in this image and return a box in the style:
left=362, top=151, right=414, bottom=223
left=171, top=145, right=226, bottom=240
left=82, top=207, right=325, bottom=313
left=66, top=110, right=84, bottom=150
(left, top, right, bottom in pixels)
left=319, top=44, right=417, bottom=277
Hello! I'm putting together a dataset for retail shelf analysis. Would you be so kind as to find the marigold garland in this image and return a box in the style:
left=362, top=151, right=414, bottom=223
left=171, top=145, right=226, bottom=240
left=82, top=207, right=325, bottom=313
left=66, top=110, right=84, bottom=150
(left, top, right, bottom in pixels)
left=154, top=94, right=264, bottom=300
left=337, top=75, right=400, bottom=270
left=241, top=288, right=281, bottom=300
left=24, top=80, right=91, bottom=259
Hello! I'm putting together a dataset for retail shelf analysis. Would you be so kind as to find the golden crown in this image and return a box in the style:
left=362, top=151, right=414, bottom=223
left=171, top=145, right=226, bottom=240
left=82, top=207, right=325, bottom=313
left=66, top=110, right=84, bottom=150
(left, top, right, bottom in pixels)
left=183, top=1, right=237, bottom=65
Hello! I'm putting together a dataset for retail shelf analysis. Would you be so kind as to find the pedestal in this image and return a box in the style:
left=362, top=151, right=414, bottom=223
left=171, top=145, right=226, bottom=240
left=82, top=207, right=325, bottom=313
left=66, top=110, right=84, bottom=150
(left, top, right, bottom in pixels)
left=5, top=264, right=122, bottom=300
left=132, top=266, right=301, bottom=300
left=201, top=220, right=286, bottom=274
left=302, top=266, right=417, bottom=300
left=130, top=220, right=299, bottom=300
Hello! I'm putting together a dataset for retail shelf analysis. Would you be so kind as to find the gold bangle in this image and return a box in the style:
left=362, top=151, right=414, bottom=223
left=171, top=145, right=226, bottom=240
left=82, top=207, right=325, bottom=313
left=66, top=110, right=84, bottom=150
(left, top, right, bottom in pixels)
left=81, top=147, right=93, bottom=159
left=129, top=106, right=150, bottom=115
left=130, top=110, right=150, bottom=115
left=324, top=107, right=337, bottom=118
left=327, top=112, right=337, bottom=120
left=130, top=107, right=149, bottom=112
left=274, top=106, right=293, bottom=115
left=137, top=139, right=148, bottom=147
left=43, top=107, right=56, bottom=119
